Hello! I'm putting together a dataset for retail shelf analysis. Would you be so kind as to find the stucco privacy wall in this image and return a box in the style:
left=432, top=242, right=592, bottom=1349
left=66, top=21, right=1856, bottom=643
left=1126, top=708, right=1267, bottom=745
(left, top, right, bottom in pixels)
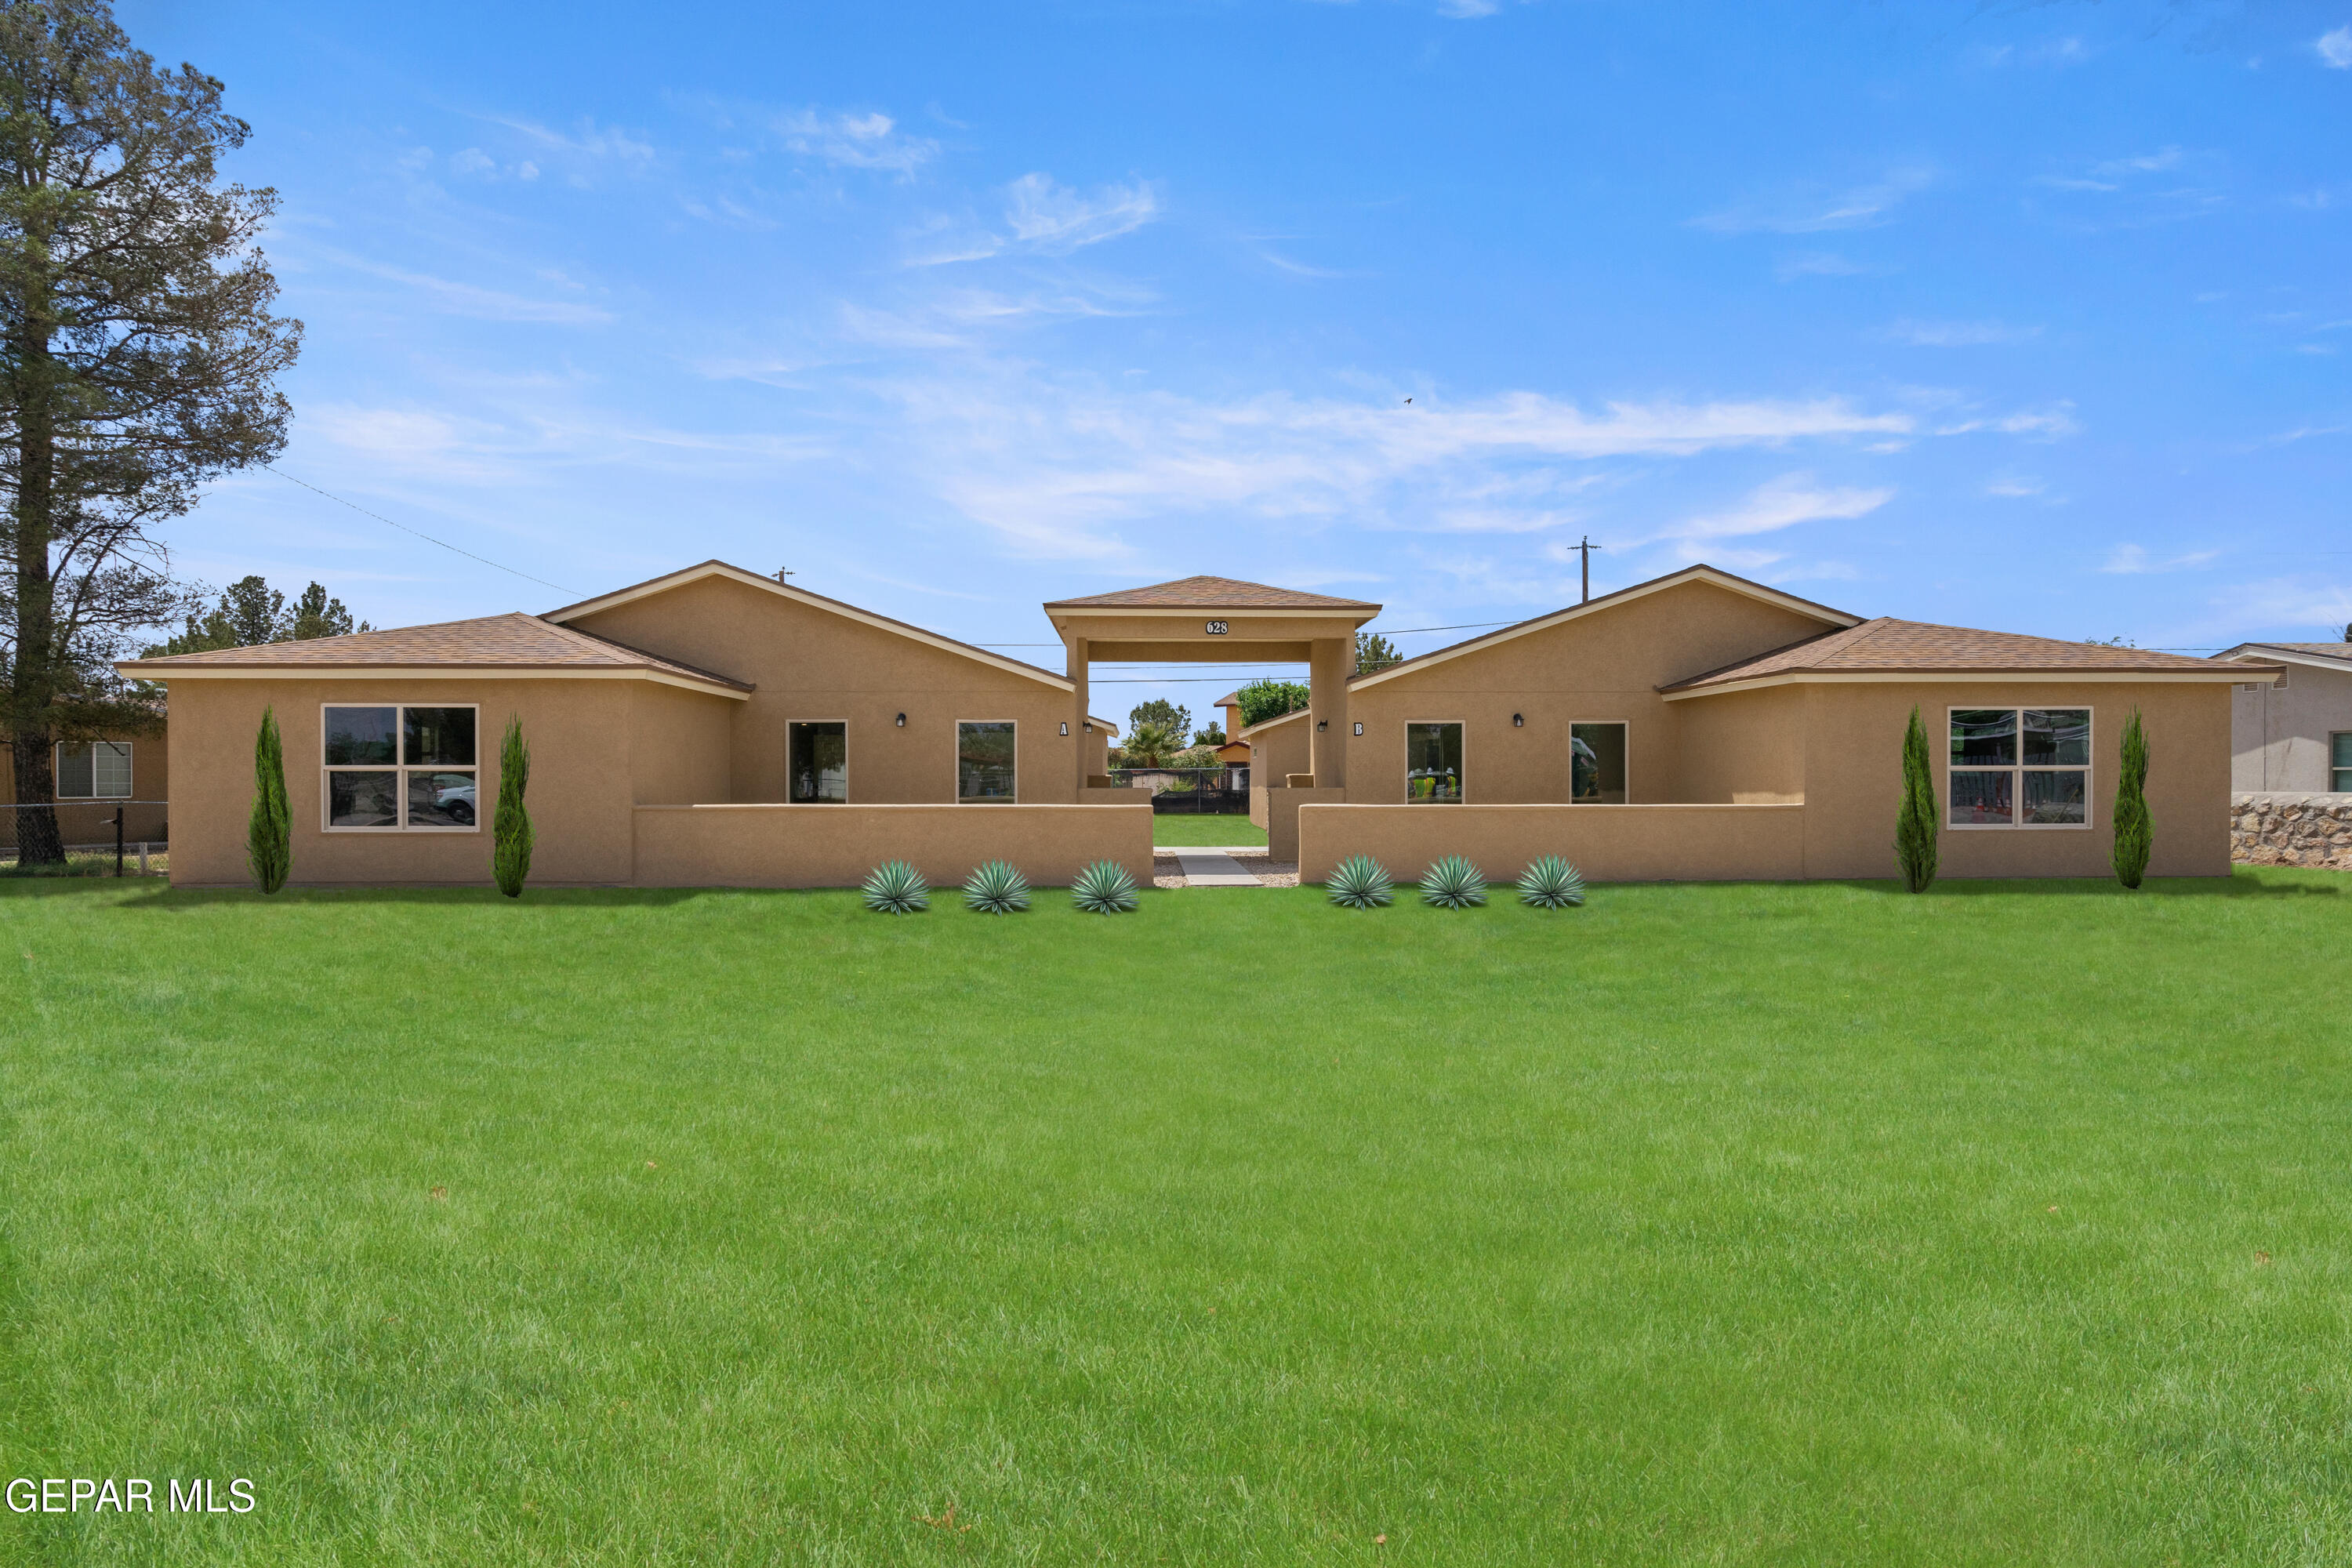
left=631, top=802, right=1153, bottom=888
left=1298, top=803, right=1806, bottom=883
left=162, top=677, right=645, bottom=886
left=1335, top=578, right=1839, bottom=804
left=1786, top=680, right=2234, bottom=879
left=564, top=574, right=1096, bottom=804
left=2231, top=660, right=2352, bottom=793
left=1671, top=684, right=1806, bottom=804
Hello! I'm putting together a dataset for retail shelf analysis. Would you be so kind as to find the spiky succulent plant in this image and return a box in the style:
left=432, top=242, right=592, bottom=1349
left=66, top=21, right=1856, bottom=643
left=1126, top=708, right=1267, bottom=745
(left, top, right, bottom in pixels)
left=1071, top=859, right=1139, bottom=915
left=861, top=859, right=929, bottom=914
left=962, top=859, right=1032, bottom=914
left=1327, top=854, right=1395, bottom=909
left=1419, top=854, right=1487, bottom=909
left=1516, top=855, right=1587, bottom=909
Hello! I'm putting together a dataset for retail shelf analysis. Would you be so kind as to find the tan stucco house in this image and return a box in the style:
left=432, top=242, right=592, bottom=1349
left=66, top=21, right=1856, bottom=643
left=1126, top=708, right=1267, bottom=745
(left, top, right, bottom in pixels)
left=118, top=559, right=2272, bottom=887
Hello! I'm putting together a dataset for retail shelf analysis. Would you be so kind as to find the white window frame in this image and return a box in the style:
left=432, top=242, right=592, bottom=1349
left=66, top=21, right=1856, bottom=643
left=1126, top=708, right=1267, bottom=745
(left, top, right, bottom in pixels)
left=786, top=717, right=850, bottom=804
left=954, top=719, right=1018, bottom=804
left=1946, top=706, right=2094, bottom=831
left=2332, top=731, right=2352, bottom=794
left=1404, top=719, right=1467, bottom=804
left=54, top=740, right=132, bottom=799
left=1567, top=718, right=1632, bottom=805
left=320, top=702, right=482, bottom=833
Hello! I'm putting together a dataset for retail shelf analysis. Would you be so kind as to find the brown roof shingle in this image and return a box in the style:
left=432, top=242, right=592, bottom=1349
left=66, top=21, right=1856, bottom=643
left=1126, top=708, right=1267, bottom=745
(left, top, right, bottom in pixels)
left=121, top=612, right=754, bottom=691
left=1664, top=618, right=2267, bottom=691
left=1045, top=575, right=1379, bottom=611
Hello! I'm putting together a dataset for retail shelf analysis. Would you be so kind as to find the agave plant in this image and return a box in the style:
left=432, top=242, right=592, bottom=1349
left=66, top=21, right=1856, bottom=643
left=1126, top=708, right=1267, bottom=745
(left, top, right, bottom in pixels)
left=1071, top=859, right=1139, bottom=915
left=861, top=859, right=929, bottom=914
left=1327, top=854, right=1395, bottom=909
left=1419, top=855, right=1487, bottom=909
left=962, top=859, right=1032, bottom=914
left=1517, top=855, right=1588, bottom=909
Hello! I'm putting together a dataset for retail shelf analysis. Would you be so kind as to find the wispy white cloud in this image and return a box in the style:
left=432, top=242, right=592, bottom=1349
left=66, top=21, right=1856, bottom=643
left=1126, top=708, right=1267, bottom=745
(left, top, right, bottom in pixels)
left=1437, top=0, right=1501, bottom=16
left=2101, top=543, right=2220, bottom=575
left=482, top=115, right=656, bottom=183
left=320, top=250, right=612, bottom=325
left=1934, top=403, right=2080, bottom=439
left=2318, top=26, right=2352, bottom=68
left=1984, top=475, right=2046, bottom=498
left=1693, top=168, right=1933, bottom=235
left=1776, top=251, right=1871, bottom=279
left=1880, top=318, right=2042, bottom=347
left=1004, top=173, right=1161, bottom=251
left=1658, top=472, right=1894, bottom=545
left=2220, top=576, right=2352, bottom=631
left=772, top=108, right=938, bottom=173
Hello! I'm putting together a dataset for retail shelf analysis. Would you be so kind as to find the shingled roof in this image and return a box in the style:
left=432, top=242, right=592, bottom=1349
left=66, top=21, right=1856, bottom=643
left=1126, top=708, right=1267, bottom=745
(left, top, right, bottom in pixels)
left=2217, top=641, right=2352, bottom=665
left=1663, top=618, right=2276, bottom=695
left=118, top=613, right=755, bottom=694
left=1044, top=575, right=1379, bottom=611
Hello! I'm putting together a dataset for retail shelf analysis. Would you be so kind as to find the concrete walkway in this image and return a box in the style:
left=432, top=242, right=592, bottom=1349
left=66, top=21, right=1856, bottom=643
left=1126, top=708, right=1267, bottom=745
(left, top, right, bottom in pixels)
left=1170, top=848, right=1265, bottom=887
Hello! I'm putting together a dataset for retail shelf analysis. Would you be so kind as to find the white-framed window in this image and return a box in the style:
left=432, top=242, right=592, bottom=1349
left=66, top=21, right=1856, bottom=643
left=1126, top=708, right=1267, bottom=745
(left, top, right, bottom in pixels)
left=1406, top=720, right=1464, bottom=802
left=957, top=720, right=1016, bottom=802
left=322, top=705, right=479, bottom=832
left=788, top=720, right=848, bottom=803
left=56, top=741, right=132, bottom=799
left=1949, top=707, right=2091, bottom=829
left=1570, top=720, right=1628, bottom=804
left=2333, top=732, right=2351, bottom=793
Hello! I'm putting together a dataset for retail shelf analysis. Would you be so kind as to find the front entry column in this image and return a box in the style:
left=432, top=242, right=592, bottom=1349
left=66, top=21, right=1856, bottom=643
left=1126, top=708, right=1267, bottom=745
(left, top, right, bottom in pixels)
left=1308, top=635, right=1350, bottom=792
left=1068, top=634, right=1091, bottom=799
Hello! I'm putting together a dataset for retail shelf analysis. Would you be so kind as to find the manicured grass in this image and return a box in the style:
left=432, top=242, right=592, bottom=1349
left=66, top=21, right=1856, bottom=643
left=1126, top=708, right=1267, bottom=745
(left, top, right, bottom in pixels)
left=2, top=871, right=2349, bottom=1564
left=1149, top=811, right=1266, bottom=846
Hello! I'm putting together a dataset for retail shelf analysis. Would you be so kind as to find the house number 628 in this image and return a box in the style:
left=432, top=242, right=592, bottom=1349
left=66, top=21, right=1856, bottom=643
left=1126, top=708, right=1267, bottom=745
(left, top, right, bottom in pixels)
left=1203, top=620, right=1229, bottom=635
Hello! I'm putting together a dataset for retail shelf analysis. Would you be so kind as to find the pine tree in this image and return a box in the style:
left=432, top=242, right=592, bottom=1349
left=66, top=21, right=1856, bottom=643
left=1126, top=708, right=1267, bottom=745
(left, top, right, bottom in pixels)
left=247, top=704, right=288, bottom=893
left=1895, top=705, right=1938, bottom=893
left=492, top=715, right=532, bottom=898
left=2112, top=709, right=2151, bottom=890
left=1356, top=631, right=1401, bottom=674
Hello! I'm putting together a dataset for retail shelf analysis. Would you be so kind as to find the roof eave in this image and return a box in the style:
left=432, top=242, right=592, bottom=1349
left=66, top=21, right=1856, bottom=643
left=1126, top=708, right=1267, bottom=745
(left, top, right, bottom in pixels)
left=111, top=661, right=755, bottom=700
left=1660, top=666, right=2278, bottom=700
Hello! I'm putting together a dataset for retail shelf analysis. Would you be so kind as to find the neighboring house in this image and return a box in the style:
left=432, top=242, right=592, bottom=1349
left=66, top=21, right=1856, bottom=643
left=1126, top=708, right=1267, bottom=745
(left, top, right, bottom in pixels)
left=1209, top=690, right=1252, bottom=775
left=2211, top=641, right=2352, bottom=793
left=121, top=558, right=2271, bottom=887
left=0, top=726, right=170, bottom=853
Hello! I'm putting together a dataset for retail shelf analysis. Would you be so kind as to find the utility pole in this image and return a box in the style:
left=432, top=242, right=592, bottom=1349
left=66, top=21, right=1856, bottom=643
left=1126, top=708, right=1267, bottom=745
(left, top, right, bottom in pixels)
left=1575, top=536, right=1602, bottom=603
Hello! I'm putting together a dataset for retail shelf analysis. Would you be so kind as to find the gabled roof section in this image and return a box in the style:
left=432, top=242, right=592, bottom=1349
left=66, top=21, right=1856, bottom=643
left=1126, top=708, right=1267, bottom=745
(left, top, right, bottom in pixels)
left=115, top=613, right=754, bottom=698
left=1238, top=705, right=1310, bottom=739
left=1664, top=618, right=2280, bottom=697
left=2213, top=641, right=2352, bottom=673
left=1044, top=575, right=1380, bottom=611
left=543, top=560, right=1074, bottom=691
left=1350, top=564, right=1862, bottom=691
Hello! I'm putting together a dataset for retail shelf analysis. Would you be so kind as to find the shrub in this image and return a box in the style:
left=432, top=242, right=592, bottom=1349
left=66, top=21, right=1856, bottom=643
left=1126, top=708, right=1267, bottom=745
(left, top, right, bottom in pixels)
left=2113, top=708, right=2151, bottom=890
left=1071, top=859, right=1139, bottom=915
left=1895, top=705, right=1938, bottom=895
left=862, top=860, right=929, bottom=914
left=1327, top=854, right=1394, bottom=909
left=248, top=705, right=290, bottom=895
left=962, top=860, right=1030, bottom=914
left=1420, top=855, right=1486, bottom=909
left=492, top=716, right=533, bottom=898
left=1122, top=720, right=1181, bottom=768
left=1517, top=855, right=1587, bottom=909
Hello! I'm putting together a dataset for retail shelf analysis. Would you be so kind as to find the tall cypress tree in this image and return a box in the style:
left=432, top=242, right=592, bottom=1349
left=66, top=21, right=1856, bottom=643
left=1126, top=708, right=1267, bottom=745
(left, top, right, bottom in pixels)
left=247, top=704, right=287, bottom=893
left=492, top=714, right=532, bottom=898
left=2112, top=709, right=2151, bottom=889
left=1895, top=705, right=1939, bottom=893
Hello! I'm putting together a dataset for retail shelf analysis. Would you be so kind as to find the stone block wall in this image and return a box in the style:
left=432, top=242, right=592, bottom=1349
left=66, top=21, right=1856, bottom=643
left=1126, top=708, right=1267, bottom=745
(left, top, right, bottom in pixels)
left=2232, top=793, right=2352, bottom=869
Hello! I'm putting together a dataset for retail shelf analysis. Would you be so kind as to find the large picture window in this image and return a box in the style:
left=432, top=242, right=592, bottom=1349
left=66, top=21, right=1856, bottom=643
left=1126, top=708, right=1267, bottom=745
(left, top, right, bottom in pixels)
left=1406, top=721, right=1463, bottom=802
left=1949, top=707, right=2089, bottom=828
left=957, top=721, right=1015, bottom=802
left=324, top=705, right=478, bottom=830
left=789, top=721, right=848, bottom=803
left=55, top=741, right=131, bottom=799
left=1570, top=722, right=1628, bottom=804
left=2334, top=733, right=2351, bottom=793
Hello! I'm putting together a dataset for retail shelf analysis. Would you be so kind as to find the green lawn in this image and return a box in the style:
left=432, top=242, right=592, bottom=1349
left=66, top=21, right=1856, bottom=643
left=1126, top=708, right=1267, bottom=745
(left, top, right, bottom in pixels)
left=2, top=872, right=2348, bottom=1564
left=1150, top=811, right=1266, bottom=847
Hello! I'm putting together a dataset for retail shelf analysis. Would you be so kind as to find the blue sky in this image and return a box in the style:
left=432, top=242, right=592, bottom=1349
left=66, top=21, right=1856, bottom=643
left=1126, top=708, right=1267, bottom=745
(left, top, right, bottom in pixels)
left=122, top=0, right=2351, bottom=717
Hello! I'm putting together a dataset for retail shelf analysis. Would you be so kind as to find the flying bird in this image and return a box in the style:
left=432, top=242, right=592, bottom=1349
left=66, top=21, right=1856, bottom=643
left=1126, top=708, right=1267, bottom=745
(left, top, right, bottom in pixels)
left=1403, top=397, right=1412, bottom=404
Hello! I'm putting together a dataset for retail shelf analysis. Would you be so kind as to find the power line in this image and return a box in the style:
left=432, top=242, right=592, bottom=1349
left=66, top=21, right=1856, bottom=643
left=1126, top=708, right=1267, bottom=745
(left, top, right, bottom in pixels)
left=263, top=465, right=579, bottom=596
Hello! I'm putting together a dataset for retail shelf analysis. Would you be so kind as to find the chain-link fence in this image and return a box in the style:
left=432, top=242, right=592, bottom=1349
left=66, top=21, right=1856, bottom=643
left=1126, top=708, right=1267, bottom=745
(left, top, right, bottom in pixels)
left=2, top=800, right=169, bottom=875
left=1105, top=768, right=1250, bottom=813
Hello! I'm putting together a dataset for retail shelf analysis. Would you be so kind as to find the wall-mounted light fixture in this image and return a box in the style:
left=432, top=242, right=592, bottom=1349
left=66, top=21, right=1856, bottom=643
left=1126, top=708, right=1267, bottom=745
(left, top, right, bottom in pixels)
left=1083, top=720, right=1092, bottom=731
left=1059, top=722, right=1069, bottom=736
left=895, top=713, right=906, bottom=728
left=1512, top=713, right=1524, bottom=728
left=1352, top=722, right=1363, bottom=735
left=1316, top=720, right=1328, bottom=732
